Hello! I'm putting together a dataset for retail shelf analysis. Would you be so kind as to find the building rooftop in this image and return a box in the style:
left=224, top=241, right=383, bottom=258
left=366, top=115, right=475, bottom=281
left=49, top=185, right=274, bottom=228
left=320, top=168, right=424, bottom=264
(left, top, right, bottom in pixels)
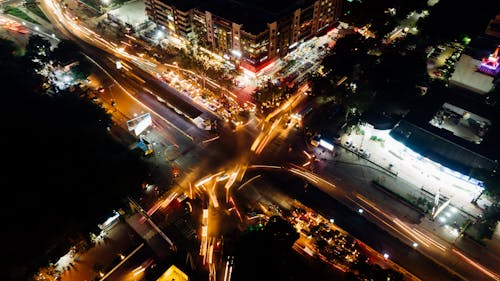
left=389, top=87, right=499, bottom=174
left=165, top=0, right=316, bottom=34
left=428, top=102, right=491, bottom=144
left=449, top=54, right=495, bottom=94
left=108, top=0, right=148, bottom=27
left=156, top=265, right=189, bottom=281
left=362, top=109, right=399, bottom=130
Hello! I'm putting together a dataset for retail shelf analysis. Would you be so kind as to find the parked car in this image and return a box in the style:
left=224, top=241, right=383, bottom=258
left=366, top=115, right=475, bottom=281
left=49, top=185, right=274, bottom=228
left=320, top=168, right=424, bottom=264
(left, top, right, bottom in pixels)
left=359, top=148, right=371, bottom=158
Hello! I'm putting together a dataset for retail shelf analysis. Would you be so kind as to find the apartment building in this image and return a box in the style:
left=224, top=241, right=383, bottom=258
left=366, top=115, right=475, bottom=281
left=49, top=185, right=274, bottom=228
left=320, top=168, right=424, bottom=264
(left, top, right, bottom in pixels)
left=144, top=0, right=342, bottom=73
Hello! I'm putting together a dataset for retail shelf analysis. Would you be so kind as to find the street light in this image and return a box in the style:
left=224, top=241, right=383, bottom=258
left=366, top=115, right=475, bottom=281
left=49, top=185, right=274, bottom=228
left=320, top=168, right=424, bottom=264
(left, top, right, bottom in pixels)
left=383, top=253, right=389, bottom=259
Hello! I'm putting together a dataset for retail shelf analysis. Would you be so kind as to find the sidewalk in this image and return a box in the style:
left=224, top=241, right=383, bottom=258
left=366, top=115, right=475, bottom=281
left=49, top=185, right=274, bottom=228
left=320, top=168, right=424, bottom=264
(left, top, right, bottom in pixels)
left=340, top=130, right=490, bottom=216
left=57, top=220, right=141, bottom=281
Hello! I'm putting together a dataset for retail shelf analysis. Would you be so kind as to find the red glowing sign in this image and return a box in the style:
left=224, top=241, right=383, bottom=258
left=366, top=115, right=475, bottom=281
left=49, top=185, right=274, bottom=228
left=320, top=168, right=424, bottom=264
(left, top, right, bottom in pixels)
left=479, top=45, right=500, bottom=76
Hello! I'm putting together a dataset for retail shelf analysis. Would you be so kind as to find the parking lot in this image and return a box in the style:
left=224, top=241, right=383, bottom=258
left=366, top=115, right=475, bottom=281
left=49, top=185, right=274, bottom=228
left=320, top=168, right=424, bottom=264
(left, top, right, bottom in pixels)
left=427, top=43, right=465, bottom=80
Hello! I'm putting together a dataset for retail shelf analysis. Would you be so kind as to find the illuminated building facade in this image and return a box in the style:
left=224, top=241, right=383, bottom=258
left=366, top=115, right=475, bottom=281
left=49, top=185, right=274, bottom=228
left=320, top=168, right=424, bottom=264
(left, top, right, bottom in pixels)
left=144, top=0, right=342, bottom=73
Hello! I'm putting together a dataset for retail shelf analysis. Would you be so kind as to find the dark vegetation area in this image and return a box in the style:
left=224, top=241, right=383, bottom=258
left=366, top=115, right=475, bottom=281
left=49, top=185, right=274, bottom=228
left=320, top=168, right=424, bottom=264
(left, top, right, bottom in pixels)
left=0, top=37, right=148, bottom=281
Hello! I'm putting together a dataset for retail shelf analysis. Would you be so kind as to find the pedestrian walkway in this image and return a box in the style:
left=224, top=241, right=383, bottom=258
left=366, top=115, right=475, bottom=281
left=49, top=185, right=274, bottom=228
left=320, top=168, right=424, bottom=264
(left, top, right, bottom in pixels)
left=57, top=221, right=141, bottom=281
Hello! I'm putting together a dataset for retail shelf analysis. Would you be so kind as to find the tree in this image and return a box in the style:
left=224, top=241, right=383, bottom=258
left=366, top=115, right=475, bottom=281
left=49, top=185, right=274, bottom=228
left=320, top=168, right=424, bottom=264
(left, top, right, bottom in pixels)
left=310, top=72, right=335, bottom=97
left=368, top=47, right=426, bottom=113
left=417, top=0, right=499, bottom=44
left=0, top=38, right=20, bottom=62
left=0, top=38, right=42, bottom=94
left=1, top=38, right=150, bottom=281
left=52, top=39, right=83, bottom=65
left=24, top=34, right=52, bottom=69
left=341, top=0, right=401, bottom=37
left=71, top=57, right=92, bottom=81
left=323, top=33, right=369, bottom=79
left=232, top=216, right=299, bottom=281
left=263, top=216, right=300, bottom=248
left=343, top=106, right=365, bottom=134
left=469, top=168, right=500, bottom=203
left=253, top=80, right=283, bottom=109
left=391, top=0, right=428, bottom=18
left=315, top=238, right=328, bottom=249
left=475, top=203, right=500, bottom=240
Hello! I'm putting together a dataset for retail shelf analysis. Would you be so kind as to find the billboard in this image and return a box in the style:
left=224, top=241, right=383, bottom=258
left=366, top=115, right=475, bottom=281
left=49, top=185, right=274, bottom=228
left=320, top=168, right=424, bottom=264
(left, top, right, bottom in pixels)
left=127, top=113, right=152, bottom=136
left=319, top=139, right=334, bottom=151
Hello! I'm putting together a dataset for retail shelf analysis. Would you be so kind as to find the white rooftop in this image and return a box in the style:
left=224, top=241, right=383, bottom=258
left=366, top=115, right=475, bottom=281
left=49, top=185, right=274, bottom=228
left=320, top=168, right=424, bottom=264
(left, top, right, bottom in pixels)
left=449, top=54, right=495, bottom=95
left=108, top=0, right=148, bottom=27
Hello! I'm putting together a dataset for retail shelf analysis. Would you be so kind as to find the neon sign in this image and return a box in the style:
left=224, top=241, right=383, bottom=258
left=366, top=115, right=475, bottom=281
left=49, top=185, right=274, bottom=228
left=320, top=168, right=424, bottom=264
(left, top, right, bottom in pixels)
left=478, top=45, right=500, bottom=76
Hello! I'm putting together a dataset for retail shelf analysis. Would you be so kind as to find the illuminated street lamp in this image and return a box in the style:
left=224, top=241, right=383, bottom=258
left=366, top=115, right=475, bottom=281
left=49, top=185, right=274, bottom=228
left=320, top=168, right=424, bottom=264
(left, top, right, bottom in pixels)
left=383, top=253, right=389, bottom=259
left=412, top=242, right=418, bottom=248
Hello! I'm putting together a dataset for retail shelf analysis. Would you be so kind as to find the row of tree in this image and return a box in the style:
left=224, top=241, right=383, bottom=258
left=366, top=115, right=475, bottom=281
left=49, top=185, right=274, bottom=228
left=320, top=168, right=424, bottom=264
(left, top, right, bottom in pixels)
left=26, top=35, right=92, bottom=86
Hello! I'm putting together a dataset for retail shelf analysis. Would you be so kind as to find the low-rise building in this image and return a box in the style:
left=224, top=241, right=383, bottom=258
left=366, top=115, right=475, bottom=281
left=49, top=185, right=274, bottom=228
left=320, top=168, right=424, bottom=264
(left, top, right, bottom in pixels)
left=389, top=91, right=498, bottom=177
